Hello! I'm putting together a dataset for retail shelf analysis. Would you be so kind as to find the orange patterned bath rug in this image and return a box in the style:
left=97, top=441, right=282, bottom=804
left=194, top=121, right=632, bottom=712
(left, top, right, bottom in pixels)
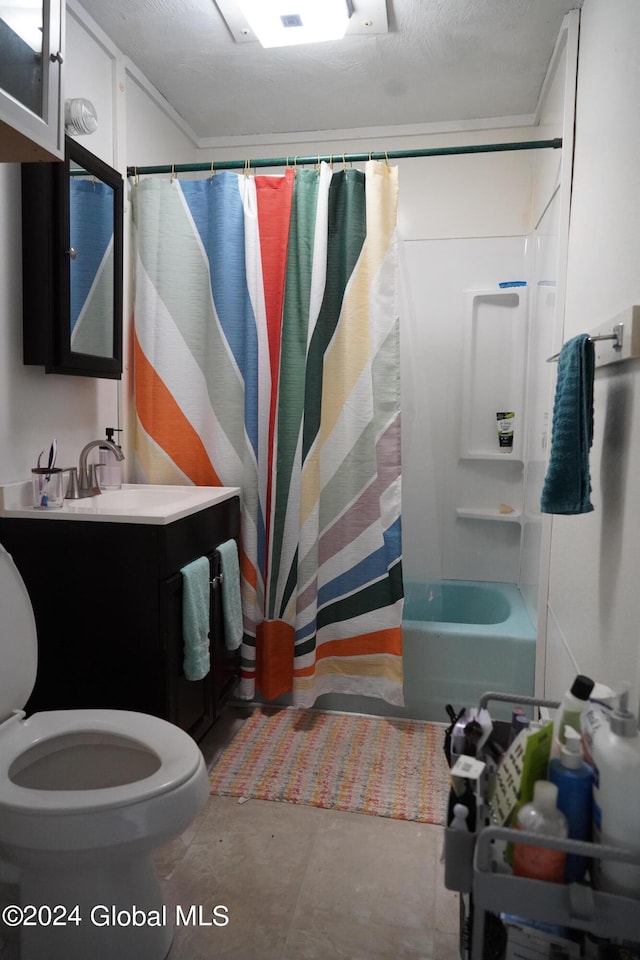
left=209, top=707, right=449, bottom=824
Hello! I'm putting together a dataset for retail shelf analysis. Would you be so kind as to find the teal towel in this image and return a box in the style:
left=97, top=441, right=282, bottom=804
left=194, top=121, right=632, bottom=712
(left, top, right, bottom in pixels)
left=541, top=334, right=595, bottom=515
left=217, top=539, right=243, bottom=651
left=180, top=556, right=211, bottom=681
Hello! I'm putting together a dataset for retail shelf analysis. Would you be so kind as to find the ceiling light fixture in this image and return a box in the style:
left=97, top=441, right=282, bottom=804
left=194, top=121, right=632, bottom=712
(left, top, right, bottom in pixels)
left=233, top=0, right=354, bottom=48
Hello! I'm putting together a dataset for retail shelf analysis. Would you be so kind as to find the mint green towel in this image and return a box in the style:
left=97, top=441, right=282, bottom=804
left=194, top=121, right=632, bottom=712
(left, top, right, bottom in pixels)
left=217, top=539, right=243, bottom=651
left=180, top=556, right=211, bottom=680
left=541, top=334, right=595, bottom=515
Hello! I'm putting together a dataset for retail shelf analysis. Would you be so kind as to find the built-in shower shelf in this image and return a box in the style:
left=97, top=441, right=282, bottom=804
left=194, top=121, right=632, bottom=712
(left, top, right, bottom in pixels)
left=460, top=453, right=524, bottom=463
left=456, top=507, right=522, bottom=523
left=461, top=287, right=528, bottom=459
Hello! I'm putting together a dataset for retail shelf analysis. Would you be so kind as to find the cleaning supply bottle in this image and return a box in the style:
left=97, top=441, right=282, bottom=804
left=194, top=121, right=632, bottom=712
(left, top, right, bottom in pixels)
left=591, top=689, right=640, bottom=897
left=512, top=780, right=568, bottom=882
left=550, top=674, right=595, bottom=759
left=549, top=726, right=593, bottom=882
left=450, top=804, right=470, bottom=831
left=98, top=427, right=123, bottom=490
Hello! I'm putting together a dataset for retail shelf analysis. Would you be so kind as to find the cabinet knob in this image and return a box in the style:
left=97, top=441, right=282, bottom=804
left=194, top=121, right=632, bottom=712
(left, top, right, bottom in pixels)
left=210, top=573, right=224, bottom=590
left=66, top=248, right=77, bottom=260
left=50, top=51, right=64, bottom=64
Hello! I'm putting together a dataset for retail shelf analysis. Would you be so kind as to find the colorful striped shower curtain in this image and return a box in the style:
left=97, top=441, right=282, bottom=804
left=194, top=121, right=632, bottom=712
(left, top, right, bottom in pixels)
left=132, top=161, right=403, bottom=708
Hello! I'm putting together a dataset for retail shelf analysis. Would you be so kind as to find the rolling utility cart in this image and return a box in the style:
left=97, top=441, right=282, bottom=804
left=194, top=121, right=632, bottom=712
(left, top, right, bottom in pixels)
left=443, top=692, right=640, bottom=960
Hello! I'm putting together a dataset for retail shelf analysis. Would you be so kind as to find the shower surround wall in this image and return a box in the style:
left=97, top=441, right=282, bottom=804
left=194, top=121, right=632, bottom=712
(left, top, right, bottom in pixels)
left=400, top=236, right=530, bottom=587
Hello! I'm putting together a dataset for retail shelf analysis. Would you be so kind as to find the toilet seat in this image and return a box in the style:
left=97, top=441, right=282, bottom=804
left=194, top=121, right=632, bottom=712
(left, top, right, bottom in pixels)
left=0, top=708, right=202, bottom=814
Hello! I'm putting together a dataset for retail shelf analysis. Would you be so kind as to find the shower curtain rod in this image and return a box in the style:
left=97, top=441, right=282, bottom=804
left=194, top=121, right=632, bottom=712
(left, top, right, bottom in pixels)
left=126, top=137, right=562, bottom=177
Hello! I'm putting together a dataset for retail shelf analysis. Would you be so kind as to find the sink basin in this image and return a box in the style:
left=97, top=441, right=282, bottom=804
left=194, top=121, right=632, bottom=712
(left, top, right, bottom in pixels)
left=0, top=483, right=241, bottom=525
left=77, top=486, right=200, bottom=511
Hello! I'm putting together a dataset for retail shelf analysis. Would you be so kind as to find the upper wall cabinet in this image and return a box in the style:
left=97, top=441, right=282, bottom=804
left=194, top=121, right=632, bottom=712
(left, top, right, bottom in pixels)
left=0, top=0, right=64, bottom=161
left=21, top=137, right=124, bottom=379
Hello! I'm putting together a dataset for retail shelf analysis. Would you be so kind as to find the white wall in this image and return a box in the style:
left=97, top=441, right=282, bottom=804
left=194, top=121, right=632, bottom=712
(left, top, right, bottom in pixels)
left=543, top=0, right=640, bottom=707
left=0, top=4, right=196, bottom=489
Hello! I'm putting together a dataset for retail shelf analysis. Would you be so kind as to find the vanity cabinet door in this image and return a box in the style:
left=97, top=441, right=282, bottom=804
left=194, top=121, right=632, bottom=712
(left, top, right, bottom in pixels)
left=160, top=547, right=240, bottom=741
left=209, top=549, right=239, bottom=719
left=160, top=569, right=216, bottom=744
left=0, top=0, right=64, bottom=161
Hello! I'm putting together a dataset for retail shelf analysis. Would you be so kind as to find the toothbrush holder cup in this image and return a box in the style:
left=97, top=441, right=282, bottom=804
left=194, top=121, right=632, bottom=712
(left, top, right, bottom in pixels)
left=31, top=467, right=66, bottom=509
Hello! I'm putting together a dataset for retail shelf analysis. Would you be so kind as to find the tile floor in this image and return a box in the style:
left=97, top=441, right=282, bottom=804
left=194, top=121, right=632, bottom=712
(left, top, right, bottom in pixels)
left=160, top=705, right=461, bottom=960
left=0, top=706, right=461, bottom=960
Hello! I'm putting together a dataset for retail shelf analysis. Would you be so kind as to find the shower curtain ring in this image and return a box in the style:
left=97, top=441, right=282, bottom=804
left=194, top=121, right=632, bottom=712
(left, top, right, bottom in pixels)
left=210, top=160, right=215, bottom=180
left=170, top=163, right=176, bottom=182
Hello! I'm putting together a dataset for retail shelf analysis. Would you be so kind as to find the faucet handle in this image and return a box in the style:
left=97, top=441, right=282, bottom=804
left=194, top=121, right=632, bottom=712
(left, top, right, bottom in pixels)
left=87, top=464, right=101, bottom=496
left=63, top=467, right=80, bottom=500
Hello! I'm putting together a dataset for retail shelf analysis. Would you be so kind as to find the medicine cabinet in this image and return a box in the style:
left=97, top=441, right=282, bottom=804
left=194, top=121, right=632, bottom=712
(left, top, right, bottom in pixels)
left=0, top=0, right=64, bottom=161
left=21, top=136, right=123, bottom=379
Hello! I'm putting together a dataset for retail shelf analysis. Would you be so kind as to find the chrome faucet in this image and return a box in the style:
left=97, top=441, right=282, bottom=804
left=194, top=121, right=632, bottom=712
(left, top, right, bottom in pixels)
left=67, top=439, right=126, bottom=499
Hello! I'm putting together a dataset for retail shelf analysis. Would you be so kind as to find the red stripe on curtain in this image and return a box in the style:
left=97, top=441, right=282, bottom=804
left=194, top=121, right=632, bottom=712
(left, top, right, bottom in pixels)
left=255, top=170, right=295, bottom=587
left=134, top=333, right=222, bottom=485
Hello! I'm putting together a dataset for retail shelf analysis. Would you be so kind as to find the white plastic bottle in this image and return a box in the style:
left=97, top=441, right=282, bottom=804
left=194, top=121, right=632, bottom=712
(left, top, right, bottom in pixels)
left=591, top=690, right=640, bottom=897
left=512, top=780, right=568, bottom=883
left=550, top=674, right=595, bottom=759
left=450, top=804, right=470, bottom=831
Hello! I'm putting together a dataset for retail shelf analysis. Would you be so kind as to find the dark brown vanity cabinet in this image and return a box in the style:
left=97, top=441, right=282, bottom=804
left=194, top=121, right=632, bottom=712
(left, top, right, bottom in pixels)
left=0, top=496, right=240, bottom=743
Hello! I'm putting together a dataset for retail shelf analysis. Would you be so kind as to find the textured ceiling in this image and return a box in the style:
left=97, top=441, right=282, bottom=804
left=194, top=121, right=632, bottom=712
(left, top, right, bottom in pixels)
left=74, top=0, right=583, bottom=141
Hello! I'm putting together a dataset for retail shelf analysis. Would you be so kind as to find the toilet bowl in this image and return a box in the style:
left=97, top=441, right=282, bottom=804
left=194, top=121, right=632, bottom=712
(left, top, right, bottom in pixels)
left=0, top=541, right=210, bottom=960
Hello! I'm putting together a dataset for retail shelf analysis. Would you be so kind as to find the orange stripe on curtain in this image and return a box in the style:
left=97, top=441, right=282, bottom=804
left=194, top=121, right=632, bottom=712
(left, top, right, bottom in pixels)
left=134, top=333, right=222, bottom=486
left=256, top=620, right=295, bottom=700
left=293, top=627, right=403, bottom=678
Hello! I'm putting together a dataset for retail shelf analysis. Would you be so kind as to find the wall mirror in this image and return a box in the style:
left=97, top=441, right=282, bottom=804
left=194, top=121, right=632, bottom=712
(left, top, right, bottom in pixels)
left=21, top=136, right=123, bottom=379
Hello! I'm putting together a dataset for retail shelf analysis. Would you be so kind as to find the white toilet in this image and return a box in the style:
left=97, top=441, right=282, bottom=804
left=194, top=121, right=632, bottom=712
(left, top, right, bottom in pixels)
left=0, top=542, right=210, bottom=960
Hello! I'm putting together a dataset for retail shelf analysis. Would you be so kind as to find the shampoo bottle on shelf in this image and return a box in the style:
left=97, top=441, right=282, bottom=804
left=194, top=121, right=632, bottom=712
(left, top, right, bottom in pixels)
left=98, top=427, right=123, bottom=490
left=592, top=689, right=640, bottom=897
left=512, top=780, right=568, bottom=883
left=549, top=726, right=593, bottom=882
left=550, top=674, right=595, bottom=759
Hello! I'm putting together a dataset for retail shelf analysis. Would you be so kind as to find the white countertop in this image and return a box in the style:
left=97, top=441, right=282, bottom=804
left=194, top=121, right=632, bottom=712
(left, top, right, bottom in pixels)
left=0, top=482, right=241, bottom=525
